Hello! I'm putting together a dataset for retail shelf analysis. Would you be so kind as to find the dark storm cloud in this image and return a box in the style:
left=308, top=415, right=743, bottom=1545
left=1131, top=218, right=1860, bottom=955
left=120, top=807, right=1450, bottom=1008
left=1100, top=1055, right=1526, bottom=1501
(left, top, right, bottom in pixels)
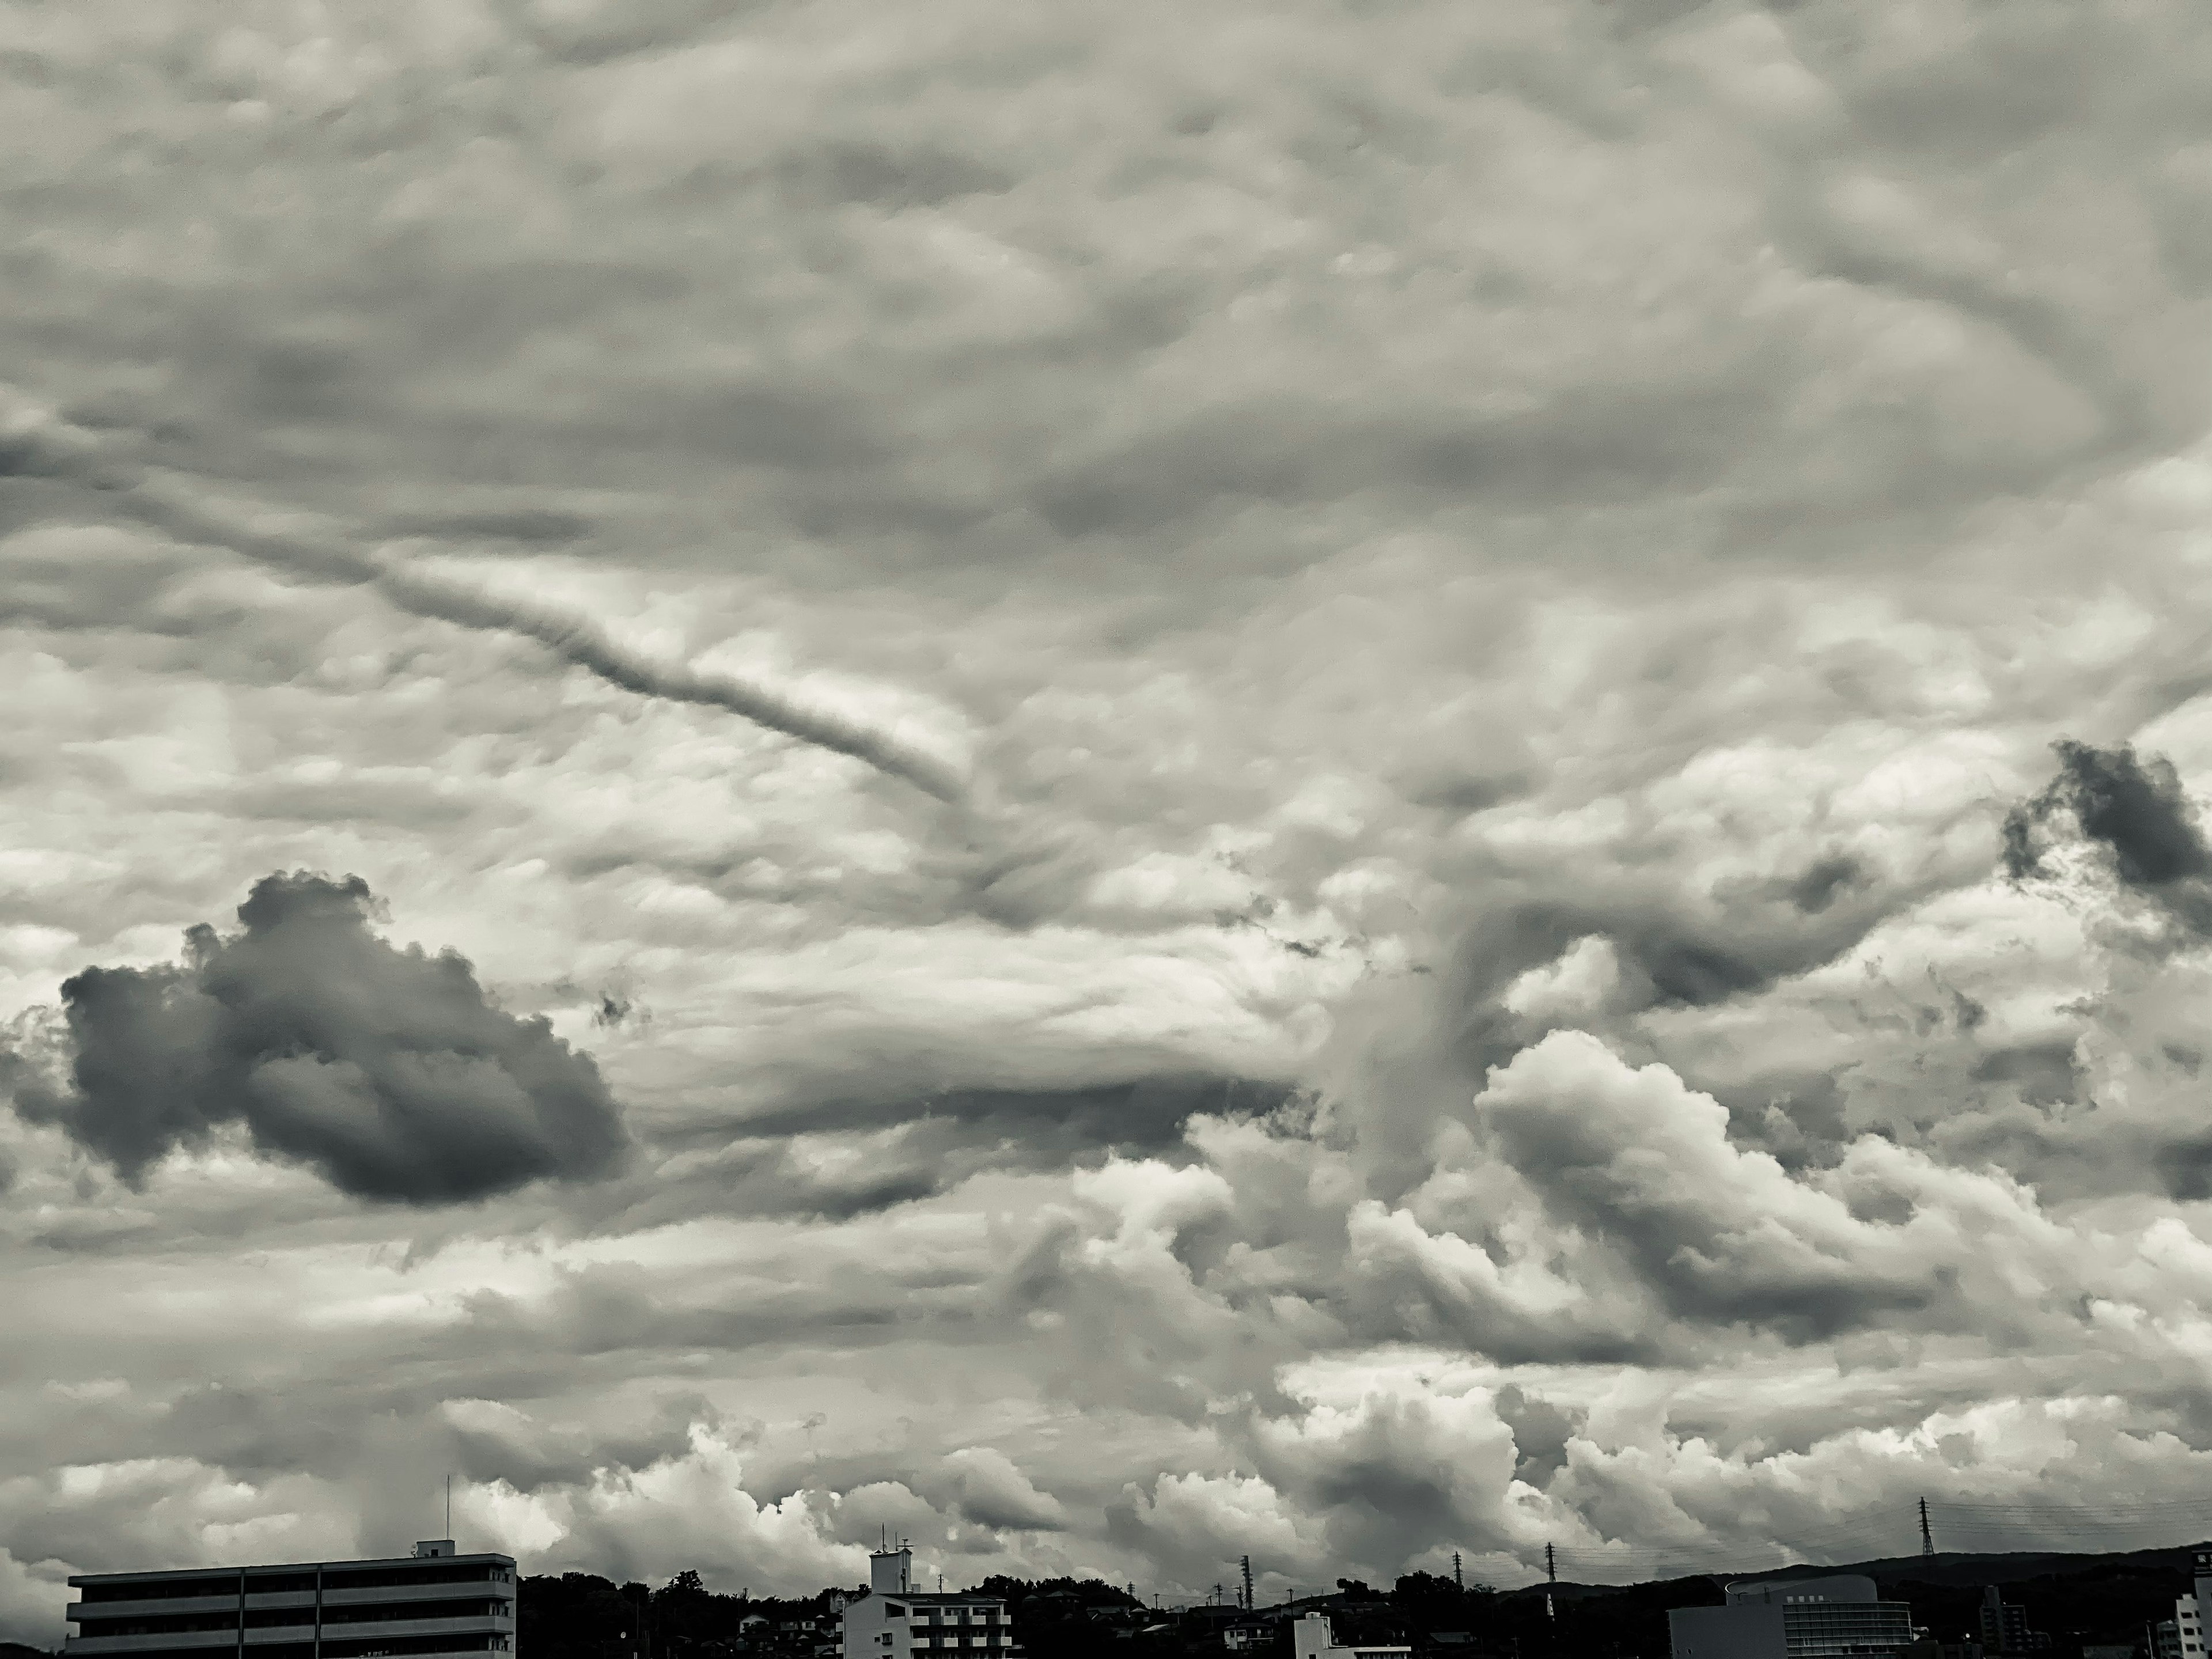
left=2004, top=739, right=2212, bottom=929
left=3, top=872, right=630, bottom=1203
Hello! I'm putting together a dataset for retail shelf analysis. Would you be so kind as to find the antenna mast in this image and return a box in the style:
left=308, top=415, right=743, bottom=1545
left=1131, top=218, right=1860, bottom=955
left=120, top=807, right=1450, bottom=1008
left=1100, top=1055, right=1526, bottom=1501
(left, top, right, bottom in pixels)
left=1241, top=1556, right=1254, bottom=1612
left=445, top=1474, right=452, bottom=1540
left=1919, top=1498, right=1934, bottom=1557
left=1545, top=1543, right=1556, bottom=1622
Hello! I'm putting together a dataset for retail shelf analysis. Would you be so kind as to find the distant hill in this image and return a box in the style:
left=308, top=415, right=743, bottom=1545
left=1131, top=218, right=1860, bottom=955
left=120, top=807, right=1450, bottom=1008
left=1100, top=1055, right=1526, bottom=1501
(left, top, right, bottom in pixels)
left=1508, top=1540, right=2212, bottom=1600
left=2, top=1641, right=58, bottom=1659
left=1494, top=1541, right=2210, bottom=1657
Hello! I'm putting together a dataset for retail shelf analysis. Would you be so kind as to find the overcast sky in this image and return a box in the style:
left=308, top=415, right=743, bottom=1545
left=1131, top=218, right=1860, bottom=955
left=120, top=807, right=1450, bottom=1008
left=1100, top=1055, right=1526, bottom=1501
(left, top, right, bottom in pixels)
left=7, top=0, right=2212, bottom=1639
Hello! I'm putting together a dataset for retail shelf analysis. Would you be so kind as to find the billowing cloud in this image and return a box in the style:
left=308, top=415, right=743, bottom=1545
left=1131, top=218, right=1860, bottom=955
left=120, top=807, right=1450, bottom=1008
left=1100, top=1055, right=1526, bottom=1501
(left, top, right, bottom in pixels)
left=5, top=872, right=629, bottom=1203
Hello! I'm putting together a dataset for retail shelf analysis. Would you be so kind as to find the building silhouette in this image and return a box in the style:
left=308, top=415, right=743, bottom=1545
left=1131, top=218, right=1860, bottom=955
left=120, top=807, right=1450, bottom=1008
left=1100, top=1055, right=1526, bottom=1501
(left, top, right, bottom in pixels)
left=63, top=1541, right=516, bottom=1659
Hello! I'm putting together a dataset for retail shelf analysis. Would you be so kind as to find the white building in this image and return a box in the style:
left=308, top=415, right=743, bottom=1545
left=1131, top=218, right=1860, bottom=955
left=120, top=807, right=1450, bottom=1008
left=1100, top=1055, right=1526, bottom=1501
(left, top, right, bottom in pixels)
left=65, top=1541, right=517, bottom=1659
left=2170, top=1550, right=2212, bottom=1659
left=1669, top=1575, right=1913, bottom=1659
left=839, top=1547, right=1017, bottom=1659
left=1291, top=1611, right=1410, bottom=1658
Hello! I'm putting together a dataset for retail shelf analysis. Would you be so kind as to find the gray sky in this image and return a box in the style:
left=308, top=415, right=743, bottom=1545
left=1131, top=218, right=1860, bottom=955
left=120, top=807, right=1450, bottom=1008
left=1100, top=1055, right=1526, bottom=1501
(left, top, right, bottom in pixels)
left=6, top=0, right=2212, bottom=1637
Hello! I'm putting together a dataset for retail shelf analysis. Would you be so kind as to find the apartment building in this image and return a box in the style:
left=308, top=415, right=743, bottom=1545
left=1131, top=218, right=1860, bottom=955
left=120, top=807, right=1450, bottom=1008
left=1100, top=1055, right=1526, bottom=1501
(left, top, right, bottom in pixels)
left=2169, top=1549, right=2212, bottom=1659
left=838, top=1548, right=1016, bottom=1659
left=65, top=1540, right=517, bottom=1659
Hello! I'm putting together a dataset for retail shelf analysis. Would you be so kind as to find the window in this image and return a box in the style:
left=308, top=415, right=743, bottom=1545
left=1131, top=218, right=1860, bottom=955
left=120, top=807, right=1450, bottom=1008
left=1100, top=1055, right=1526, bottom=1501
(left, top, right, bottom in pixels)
left=319, top=1600, right=509, bottom=1626
left=321, top=1570, right=501, bottom=1594
left=79, top=1582, right=238, bottom=1605
left=73, top=1614, right=241, bottom=1637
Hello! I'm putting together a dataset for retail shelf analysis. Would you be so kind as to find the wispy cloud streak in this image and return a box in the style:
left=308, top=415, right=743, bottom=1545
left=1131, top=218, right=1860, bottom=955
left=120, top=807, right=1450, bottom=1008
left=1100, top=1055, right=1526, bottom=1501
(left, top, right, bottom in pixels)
left=0, top=390, right=970, bottom=803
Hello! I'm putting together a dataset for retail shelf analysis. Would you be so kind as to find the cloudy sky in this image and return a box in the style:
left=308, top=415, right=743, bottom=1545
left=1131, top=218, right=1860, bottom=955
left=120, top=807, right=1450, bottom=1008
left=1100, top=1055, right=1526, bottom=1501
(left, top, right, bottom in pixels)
left=7, top=0, right=2212, bottom=1637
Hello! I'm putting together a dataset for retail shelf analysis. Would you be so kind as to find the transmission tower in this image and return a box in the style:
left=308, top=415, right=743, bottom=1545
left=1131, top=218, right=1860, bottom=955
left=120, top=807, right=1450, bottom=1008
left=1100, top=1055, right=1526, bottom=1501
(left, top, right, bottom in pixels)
left=1241, top=1555, right=1255, bottom=1612
left=1919, top=1497, right=1934, bottom=1557
left=1454, top=1551, right=1463, bottom=1593
left=1545, top=1543, right=1556, bottom=1622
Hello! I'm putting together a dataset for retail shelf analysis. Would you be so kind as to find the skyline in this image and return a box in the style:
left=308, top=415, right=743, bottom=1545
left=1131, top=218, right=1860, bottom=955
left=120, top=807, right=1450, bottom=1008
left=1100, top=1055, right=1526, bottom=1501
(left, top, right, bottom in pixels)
left=8, top=0, right=2212, bottom=1645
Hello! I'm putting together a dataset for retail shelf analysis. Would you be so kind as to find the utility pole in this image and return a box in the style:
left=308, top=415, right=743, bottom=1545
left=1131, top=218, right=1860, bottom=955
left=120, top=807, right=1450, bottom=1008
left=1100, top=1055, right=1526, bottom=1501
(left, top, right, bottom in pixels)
left=1919, top=1498, right=1934, bottom=1558
left=1545, top=1543, right=1556, bottom=1622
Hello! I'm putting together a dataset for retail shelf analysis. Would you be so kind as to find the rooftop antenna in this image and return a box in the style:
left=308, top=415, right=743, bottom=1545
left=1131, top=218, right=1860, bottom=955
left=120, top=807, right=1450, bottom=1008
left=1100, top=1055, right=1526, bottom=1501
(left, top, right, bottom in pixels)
left=1919, top=1498, right=1934, bottom=1557
left=1545, top=1543, right=1556, bottom=1622
left=445, top=1474, right=452, bottom=1540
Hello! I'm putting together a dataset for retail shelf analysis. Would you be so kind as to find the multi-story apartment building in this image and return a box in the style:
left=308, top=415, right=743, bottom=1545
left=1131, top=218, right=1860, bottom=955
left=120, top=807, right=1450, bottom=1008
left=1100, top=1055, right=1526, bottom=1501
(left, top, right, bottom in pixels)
left=1669, top=1575, right=1914, bottom=1659
left=64, top=1540, right=517, bottom=1659
left=838, top=1548, right=1016, bottom=1659
left=2169, top=1549, right=2212, bottom=1659
left=1978, top=1588, right=2046, bottom=1654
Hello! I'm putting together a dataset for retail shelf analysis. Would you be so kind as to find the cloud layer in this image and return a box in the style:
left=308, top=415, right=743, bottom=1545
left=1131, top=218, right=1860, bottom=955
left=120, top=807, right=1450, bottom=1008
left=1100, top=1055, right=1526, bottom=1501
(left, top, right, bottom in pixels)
left=4, top=0, right=2212, bottom=1643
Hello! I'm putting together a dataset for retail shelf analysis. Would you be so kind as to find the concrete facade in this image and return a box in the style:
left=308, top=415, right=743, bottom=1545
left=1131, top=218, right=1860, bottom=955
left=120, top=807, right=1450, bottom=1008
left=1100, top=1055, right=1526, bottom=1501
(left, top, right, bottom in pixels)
left=2171, top=1548, right=2212, bottom=1659
left=1670, top=1576, right=1914, bottom=1659
left=838, top=1549, right=1016, bottom=1659
left=1289, top=1612, right=1411, bottom=1658
left=65, top=1541, right=517, bottom=1659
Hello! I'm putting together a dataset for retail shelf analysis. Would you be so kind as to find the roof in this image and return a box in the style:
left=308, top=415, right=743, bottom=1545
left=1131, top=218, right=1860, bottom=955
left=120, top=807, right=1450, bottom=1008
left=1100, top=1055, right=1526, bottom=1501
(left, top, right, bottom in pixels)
left=69, top=1554, right=516, bottom=1588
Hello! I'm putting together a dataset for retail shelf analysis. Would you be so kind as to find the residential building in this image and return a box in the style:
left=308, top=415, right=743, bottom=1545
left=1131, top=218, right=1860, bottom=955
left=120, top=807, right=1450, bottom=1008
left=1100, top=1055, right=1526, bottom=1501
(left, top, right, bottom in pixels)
left=2169, top=1549, right=2212, bottom=1659
left=1979, top=1588, right=2046, bottom=1654
left=64, top=1541, right=516, bottom=1659
left=838, top=1548, right=1017, bottom=1659
left=1669, top=1575, right=1914, bottom=1659
left=1289, top=1612, right=1411, bottom=1658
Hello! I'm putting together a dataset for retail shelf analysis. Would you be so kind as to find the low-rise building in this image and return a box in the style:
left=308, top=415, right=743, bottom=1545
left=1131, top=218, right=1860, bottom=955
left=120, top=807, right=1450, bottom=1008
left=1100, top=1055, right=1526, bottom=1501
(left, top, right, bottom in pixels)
left=838, top=1549, right=1016, bottom=1659
left=1669, top=1575, right=1914, bottom=1659
left=1289, top=1612, right=1410, bottom=1658
left=64, top=1541, right=516, bottom=1659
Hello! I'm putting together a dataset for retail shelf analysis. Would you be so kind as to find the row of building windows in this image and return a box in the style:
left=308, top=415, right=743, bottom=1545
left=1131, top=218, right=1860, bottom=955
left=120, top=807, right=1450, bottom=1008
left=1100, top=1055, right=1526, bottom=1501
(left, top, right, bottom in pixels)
left=80, top=1639, right=510, bottom=1659
left=80, top=1570, right=508, bottom=1607
left=881, top=1608, right=1002, bottom=1622
left=78, top=1601, right=513, bottom=1638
